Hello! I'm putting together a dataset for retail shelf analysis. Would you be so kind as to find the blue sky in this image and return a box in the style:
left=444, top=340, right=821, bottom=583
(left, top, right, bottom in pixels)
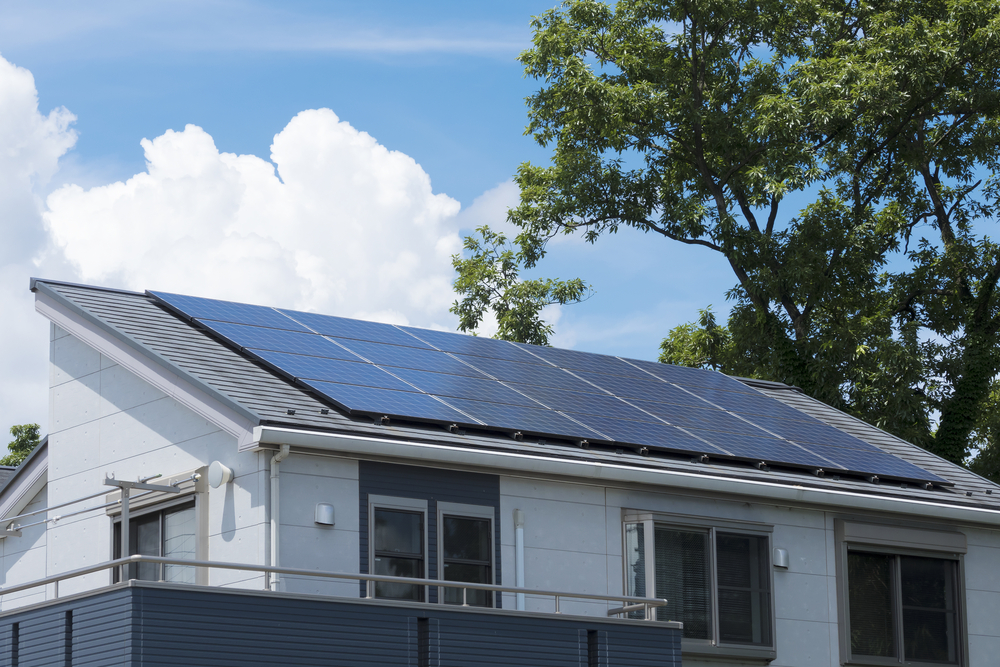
left=0, top=0, right=735, bottom=431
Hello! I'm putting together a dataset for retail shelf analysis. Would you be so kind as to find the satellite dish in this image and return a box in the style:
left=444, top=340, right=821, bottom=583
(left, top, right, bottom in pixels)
left=208, top=461, right=233, bottom=488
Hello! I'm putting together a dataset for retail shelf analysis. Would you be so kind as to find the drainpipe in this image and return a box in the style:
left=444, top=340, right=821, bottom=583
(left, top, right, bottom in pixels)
left=514, top=509, right=525, bottom=610
left=269, top=444, right=290, bottom=591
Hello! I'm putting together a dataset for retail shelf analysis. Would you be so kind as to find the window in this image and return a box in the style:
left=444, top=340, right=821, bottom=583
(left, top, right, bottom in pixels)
left=837, top=520, right=966, bottom=666
left=438, top=501, right=494, bottom=608
left=367, top=496, right=496, bottom=607
left=369, top=496, right=428, bottom=601
left=113, top=499, right=196, bottom=583
left=624, top=513, right=775, bottom=660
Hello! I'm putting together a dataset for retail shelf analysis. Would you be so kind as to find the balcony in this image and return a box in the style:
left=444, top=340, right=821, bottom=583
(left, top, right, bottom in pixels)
left=0, top=556, right=682, bottom=666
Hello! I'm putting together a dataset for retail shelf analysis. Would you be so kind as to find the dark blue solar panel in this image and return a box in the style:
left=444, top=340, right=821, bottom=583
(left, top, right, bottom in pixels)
left=153, top=290, right=949, bottom=484
left=399, top=328, right=544, bottom=363
left=833, top=452, right=948, bottom=482
left=280, top=310, right=435, bottom=349
left=572, top=371, right=707, bottom=407
left=684, top=431, right=837, bottom=468
left=569, top=415, right=730, bottom=455
left=248, top=350, right=415, bottom=392
left=509, top=343, right=654, bottom=379
left=510, top=385, right=655, bottom=421
left=388, top=367, right=542, bottom=408
left=627, top=358, right=758, bottom=393
left=686, top=388, right=806, bottom=418
left=630, top=401, right=763, bottom=434
left=332, top=339, right=489, bottom=378
left=748, top=415, right=885, bottom=453
left=457, top=356, right=599, bottom=392
left=202, top=321, right=357, bottom=358
left=152, top=291, right=310, bottom=332
left=301, top=381, right=475, bottom=423
left=443, top=398, right=602, bottom=439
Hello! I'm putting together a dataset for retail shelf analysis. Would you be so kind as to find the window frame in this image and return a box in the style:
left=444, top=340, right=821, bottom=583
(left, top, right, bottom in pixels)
left=622, top=511, right=777, bottom=663
left=436, top=501, right=496, bottom=608
left=111, top=496, right=199, bottom=584
left=835, top=519, right=968, bottom=667
left=368, top=495, right=429, bottom=601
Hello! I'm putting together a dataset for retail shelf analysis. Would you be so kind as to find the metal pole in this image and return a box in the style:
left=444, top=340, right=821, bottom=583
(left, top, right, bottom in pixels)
left=121, top=487, right=130, bottom=581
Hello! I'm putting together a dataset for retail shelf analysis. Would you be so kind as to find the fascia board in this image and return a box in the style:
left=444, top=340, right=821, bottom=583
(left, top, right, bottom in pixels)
left=0, top=443, right=48, bottom=532
left=251, top=425, right=1000, bottom=528
left=35, top=286, right=258, bottom=446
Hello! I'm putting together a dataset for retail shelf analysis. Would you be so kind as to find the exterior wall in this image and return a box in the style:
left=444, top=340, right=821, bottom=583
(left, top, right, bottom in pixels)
left=0, top=487, right=48, bottom=611
left=497, top=472, right=1000, bottom=667
left=41, top=324, right=265, bottom=596
left=277, top=454, right=359, bottom=598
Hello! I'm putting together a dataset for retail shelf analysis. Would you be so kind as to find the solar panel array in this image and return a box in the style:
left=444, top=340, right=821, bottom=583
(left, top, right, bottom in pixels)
left=150, top=291, right=948, bottom=485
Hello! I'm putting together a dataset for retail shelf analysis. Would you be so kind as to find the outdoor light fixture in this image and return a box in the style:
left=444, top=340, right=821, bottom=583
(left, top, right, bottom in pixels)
left=208, top=461, right=234, bottom=488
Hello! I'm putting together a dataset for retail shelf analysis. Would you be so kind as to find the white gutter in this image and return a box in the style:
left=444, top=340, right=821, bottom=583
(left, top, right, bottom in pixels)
left=513, top=509, right=526, bottom=611
left=269, top=444, right=290, bottom=591
left=250, top=426, right=1000, bottom=527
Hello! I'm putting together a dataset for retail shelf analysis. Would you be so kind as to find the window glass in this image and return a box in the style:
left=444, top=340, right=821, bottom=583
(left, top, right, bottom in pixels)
left=848, top=552, right=897, bottom=659
left=163, top=505, right=196, bottom=584
left=441, top=515, right=491, bottom=607
left=624, top=522, right=646, bottom=599
left=114, top=501, right=197, bottom=583
left=654, top=527, right=711, bottom=639
left=373, top=508, right=424, bottom=601
left=900, top=556, right=958, bottom=663
left=374, top=509, right=423, bottom=554
left=716, top=533, right=771, bottom=646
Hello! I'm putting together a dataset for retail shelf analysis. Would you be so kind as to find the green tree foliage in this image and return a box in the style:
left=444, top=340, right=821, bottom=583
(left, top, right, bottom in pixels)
left=462, top=0, right=1000, bottom=467
left=451, top=226, right=591, bottom=345
left=0, top=424, right=41, bottom=467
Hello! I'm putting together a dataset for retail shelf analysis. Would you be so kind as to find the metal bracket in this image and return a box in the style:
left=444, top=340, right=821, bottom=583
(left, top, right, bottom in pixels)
left=103, top=474, right=183, bottom=494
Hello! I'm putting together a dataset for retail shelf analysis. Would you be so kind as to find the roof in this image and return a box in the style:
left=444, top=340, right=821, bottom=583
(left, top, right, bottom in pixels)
left=30, top=279, right=1000, bottom=514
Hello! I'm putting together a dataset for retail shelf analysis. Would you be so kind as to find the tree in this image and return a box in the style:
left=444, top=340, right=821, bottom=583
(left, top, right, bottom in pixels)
left=453, top=0, right=1000, bottom=466
left=451, top=226, right=591, bottom=346
left=0, top=424, right=41, bottom=467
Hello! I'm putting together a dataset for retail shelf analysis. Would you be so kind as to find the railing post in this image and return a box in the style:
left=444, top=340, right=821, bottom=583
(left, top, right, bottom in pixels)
left=462, top=587, right=468, bottom=607
left=53, top=580, right=58, bottom=599
left=554, top=595, right=561, bottom=614
left=263, top=569, right=270, bottom=590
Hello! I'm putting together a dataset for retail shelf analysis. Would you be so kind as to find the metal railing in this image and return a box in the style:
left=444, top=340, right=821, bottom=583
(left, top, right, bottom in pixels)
left=0, top=554, right=667, bottom=621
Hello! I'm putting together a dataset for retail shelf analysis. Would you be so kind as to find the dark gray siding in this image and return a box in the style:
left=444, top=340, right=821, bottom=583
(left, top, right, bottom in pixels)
left=0, top=585, right=681, bottom=667
left=0, top=588, right=132, bottom=667
left=359, top=461, right=502, bottom=605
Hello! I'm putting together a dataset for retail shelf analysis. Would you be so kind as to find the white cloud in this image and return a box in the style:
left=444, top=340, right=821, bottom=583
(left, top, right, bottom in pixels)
left=44, top=109, right=464, bottom=328
left=0, top=54, right=77, bottom=434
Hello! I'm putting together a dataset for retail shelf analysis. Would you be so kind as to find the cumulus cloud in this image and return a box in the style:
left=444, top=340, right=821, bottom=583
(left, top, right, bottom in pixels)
left=45, top=109, right=464, bottom=328
left=0, top=54, right=77, bottom=432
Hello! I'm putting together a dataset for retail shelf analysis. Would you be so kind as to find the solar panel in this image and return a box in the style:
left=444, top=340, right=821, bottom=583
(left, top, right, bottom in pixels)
left=249, top=349, right=415, bottom=392
left=149, top=291, right=951, bottom=485
left=510, top=343, right=655, bottom=379
left=281, top=310, right=435, bottom=349
left=204, top=321, right=357, bottom=358
left=458, top=356, right=600, bottom=392
left=443, top=398, right=603, bottom=440
left=511, top=384, right=658, bottom=421
left=568, top=414, right=729, bottom=456
left=301, top=381, right=476, bottom=423
left=152, top=291, right=310, bottom=332
left=401, top=327, right=543, bottom=363
left=389, top=367, right=542, bottom=408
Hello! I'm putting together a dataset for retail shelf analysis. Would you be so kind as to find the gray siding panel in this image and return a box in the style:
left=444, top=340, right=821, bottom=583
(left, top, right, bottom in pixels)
left=0, top=585, right=681, bottom=667
left=359, top=461, right=502, bottom=605
left=0, top=588, right=133, bottom=667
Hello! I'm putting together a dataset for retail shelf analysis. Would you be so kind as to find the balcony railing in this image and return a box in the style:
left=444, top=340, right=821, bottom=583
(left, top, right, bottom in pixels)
left=0, top=554, right=668, bottom=621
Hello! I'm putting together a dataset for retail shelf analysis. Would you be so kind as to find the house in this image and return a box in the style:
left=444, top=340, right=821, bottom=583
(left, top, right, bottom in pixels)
left=0, top=278, right=997, bottom=666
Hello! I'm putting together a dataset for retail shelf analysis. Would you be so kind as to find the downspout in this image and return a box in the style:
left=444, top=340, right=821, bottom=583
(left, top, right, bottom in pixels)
left=269, top=444, right=290, bottom=591
left=514, top=509, right=525, bottom=610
